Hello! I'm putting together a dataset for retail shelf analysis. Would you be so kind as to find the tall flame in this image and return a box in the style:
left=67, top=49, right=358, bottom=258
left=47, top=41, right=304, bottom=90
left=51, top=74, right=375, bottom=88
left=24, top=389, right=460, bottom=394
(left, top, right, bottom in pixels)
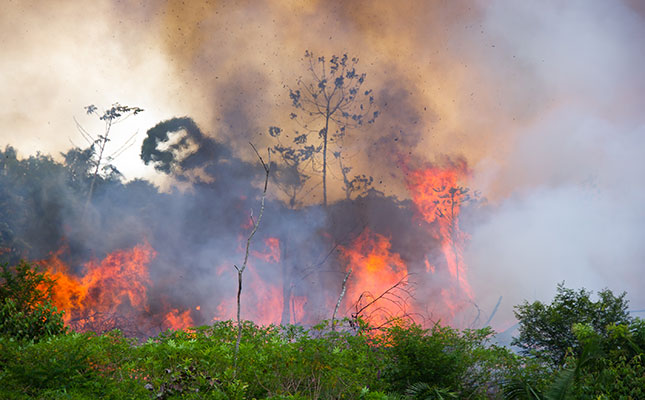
left=403, top=160, right=474, bottom=299
left=38, top=242, right=194, bottom=334
left=339, top=229, right=410, bottom=326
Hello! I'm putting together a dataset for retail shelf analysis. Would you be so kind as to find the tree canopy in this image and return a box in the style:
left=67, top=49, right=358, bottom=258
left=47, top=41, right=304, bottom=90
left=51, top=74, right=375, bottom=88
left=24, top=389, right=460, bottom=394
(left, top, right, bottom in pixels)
left=512, top=282, right=631, bottom=366
left=270, top=51, right=378, bottom=206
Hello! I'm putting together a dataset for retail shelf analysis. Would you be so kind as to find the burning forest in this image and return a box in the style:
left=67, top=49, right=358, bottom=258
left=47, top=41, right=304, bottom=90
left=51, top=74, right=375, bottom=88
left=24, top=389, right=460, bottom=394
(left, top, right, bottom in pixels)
left=1, top=0, right=644, bottom=341
left=0, top=127, right=480, bottom=337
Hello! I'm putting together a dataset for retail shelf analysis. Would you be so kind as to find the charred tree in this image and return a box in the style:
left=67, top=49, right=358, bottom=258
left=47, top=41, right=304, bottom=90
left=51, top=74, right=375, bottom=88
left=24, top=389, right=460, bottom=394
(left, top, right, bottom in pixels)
left=436, top=186, right=474, bottom=288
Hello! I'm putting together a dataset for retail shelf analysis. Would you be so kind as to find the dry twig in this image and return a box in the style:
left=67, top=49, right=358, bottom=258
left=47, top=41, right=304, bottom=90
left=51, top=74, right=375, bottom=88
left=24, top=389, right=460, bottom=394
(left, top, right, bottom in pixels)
left=233, top=143, right=270, bottom=373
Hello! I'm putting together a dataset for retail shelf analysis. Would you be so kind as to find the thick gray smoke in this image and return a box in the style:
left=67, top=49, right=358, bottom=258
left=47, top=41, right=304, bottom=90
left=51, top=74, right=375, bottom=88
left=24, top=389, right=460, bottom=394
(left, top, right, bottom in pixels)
left=465, top=0, right=645, bottom=329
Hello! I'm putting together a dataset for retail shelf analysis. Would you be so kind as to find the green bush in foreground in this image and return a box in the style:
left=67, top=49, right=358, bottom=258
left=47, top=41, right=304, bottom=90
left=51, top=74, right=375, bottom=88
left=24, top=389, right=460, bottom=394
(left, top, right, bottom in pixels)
left=512, top=283, right=631, bottom=366
left=0, top=331, right=147, bottom=399
left=0, top=319, right=527, bottom=399
left=504, top=287, right=645, bottom=400
left=3, top=278, right=642, bottom=399
left=382, top=322, right=526, bottom=398
left=134, top=321, right=385, bottom=399
left=0, top=260, right=66, bottom=342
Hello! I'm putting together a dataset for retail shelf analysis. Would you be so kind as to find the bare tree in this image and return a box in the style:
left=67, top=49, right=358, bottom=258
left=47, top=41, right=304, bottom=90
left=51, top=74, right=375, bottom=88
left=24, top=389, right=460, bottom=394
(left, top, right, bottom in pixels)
left=271, top=51, right=378, bottom=206
left=77, top=103, right=143, bottom=209
left=233, top=143, right=270, bottom=372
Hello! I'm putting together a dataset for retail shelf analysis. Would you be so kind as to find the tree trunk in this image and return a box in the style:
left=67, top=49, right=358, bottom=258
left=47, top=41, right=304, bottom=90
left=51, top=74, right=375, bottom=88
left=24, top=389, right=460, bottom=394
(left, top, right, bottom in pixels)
left=322, top=105, right=330, bottom=207
left=84, top=120, right=111, bottom=212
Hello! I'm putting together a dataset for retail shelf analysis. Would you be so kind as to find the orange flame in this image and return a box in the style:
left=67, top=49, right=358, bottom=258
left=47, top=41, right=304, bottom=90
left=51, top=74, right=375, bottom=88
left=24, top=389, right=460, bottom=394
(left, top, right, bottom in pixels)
left=403, top=161, right=474, bottom=299
left=252, top=237, right=281, bottom=263
left=38, top=242, right=194, bottom=333
left=164, top=309, right=193, bottom=330
left=290, top=295, right=306, bottom=324
left=248, top=237, right=282, bottom=325
left=339, top=229, right=409, bottom=326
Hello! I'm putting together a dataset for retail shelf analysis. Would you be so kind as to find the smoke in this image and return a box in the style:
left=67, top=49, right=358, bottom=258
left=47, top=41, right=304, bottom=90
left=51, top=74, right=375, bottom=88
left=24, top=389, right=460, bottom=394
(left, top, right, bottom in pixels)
left=464, top=0, right=645, bottom=328
left=2, top=0, right=644, bottom=332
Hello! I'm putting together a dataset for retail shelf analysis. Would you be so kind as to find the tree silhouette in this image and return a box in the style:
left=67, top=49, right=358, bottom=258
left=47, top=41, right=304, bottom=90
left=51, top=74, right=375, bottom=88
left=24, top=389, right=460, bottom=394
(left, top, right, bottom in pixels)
left=77, top=103, right=143, bottom=208
left=269, top=126, right=314, bottom=209
left=435, top=186, right=473, bottom=287
left=271, top=51, right=378, bottom=206
left=334, top=151, right=373, bottom=200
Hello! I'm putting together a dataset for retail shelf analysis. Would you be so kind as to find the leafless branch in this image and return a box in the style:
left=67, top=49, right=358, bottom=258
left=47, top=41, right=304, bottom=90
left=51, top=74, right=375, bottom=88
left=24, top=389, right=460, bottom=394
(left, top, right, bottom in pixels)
left=353, top=274, right=411, bottom=318
left=331, top=268, right=352, bottom=331
left=233, top=143, right=271, bottom=374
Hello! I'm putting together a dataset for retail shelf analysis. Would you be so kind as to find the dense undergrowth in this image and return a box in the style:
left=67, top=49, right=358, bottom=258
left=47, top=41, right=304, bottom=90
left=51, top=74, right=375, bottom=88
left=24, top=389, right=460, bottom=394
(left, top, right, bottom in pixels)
left=1, top=262, right=643, bottom=399
left=0, top=320, right=527, bottom=399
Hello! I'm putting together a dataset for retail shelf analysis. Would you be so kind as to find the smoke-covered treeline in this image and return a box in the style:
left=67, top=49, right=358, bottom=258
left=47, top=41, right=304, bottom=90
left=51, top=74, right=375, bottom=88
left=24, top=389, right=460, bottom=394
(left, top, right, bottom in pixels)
left=0, top=114, right=478, bottom=334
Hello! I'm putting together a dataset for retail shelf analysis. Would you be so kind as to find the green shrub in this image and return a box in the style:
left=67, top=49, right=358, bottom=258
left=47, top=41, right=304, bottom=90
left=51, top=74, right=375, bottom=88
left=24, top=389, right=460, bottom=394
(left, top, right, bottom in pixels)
left=512, top=283, right=631, bottom=366
left=0, top=260, right=66, bottom=341
left=0, top=330, right=147, bottom=399
left=132, top=320, right=383, bottom=399
left=381, top=322, right=527, bottom=399
left=382, top=322, right=487, bottom=395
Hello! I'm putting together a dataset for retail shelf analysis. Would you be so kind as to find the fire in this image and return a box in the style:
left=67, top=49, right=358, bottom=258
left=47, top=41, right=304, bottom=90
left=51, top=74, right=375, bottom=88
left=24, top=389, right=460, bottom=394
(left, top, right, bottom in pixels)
left=212, top=237, right=284, bottom=326
left=247, top=264, right=283, bottom=326
left=339, top=229, right=409, bottom=326
left=252, top=237, right=281, bottom=263
left=38, top=242, right=194, bottom=334
left=247, top=237, right=283, bottom=325
left=290, top=296, right=306, bottom=324
left=164, top=309, right=193, bottom=331
left=403, top=160, right=474, bottom=299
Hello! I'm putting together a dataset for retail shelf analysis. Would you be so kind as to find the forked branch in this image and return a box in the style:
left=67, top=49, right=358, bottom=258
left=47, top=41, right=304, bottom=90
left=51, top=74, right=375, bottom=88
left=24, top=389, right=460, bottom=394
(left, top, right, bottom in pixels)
left=233, top=143, right=270, bottom=373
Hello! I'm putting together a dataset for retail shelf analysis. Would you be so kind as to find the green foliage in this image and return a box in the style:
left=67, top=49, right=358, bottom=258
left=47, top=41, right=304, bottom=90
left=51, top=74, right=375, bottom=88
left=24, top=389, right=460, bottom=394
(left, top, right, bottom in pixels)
left=0, top=319, right=527, bottom=399
left=359, top=387, right=392, bottom=400
left=382, top=323, right=466, bottom=393
left=3, top=284, right=641, bottom=399
left=574, top=353, right=645, bottom=399
left=405, top=382, right=458, bottom=399
left=0, top=331, right=147, bottom=399
left=381, top=322, right=521, bottom=399
left=129, top=320, right=384, bottom=399
left=506, top=285, right=644, bottom=400
left=512, top=283, right=631, bottom=366
left=0, top=261, right=66, bottom=341
left=565, top=319, right=645, bottom=399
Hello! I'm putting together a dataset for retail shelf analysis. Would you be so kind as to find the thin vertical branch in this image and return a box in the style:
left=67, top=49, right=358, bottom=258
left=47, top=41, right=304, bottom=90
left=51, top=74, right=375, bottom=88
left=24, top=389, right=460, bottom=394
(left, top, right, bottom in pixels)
left=233, top=143, right=270, bottom=373
left=84, top=119, right=112, bottom=213
left=331, top=268, right=352, bottom=331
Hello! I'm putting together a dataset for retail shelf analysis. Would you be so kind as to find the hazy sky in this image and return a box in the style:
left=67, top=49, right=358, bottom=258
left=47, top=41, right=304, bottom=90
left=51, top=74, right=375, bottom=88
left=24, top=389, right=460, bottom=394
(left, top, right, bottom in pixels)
left=2, top=0, right=644, bottom=327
